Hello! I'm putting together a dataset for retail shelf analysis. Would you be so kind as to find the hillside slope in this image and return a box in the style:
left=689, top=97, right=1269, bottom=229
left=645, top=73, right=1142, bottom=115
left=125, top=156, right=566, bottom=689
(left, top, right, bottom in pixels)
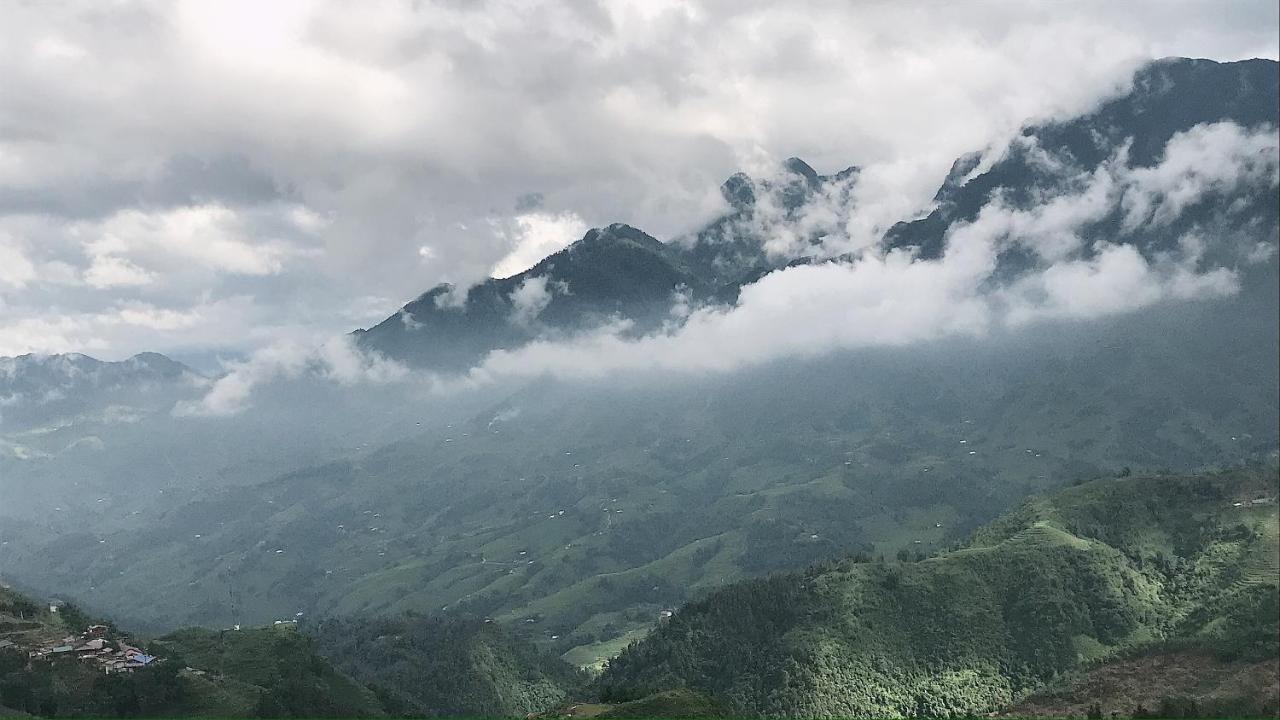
left=596, top=467, right=1280, bottom=717
left=313, top=615, right=585, bottom=717
left=0, top=585, right=386, bottom=718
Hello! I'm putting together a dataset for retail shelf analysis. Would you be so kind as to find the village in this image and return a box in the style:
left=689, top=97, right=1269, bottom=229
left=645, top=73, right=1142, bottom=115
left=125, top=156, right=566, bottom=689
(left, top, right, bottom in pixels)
left=0, top=594, right=161, bottom=676
left=20, top=621, right=160, bottom=675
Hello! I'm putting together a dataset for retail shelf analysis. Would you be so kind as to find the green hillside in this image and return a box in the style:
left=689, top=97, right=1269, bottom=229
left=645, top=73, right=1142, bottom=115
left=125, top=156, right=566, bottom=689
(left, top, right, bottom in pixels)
left=312, top=615, right=585, bottom=717
left=152, top=625, right=386, bottom=718
left=0, top=586, right=386, bottom=718
left=596, top=467, right=1280, bottom=717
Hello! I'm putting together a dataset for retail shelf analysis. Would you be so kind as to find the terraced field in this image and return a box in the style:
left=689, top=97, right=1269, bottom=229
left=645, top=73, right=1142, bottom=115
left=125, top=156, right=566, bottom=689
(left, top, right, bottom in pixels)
left=1238, top=510, right=1280, bottom=590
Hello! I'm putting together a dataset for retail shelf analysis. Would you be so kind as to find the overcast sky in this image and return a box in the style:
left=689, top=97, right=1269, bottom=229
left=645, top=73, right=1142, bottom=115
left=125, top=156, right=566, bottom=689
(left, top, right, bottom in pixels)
left=1, top=0, right=1276, bottom=367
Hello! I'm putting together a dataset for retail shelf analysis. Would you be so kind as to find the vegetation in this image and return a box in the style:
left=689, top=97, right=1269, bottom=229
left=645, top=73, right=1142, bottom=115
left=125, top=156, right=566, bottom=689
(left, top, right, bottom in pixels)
left=0, top=586, right=387, bottom=718
left=596, top=467, right=1280, bottom=717
left=311, top=614, right=585, bottom=717
left=153, top=625, right=385, bottom=717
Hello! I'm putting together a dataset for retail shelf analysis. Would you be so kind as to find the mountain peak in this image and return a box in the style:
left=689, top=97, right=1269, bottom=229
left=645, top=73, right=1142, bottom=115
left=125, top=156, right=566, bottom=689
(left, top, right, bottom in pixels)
left=577, top=223, right=661, bottom=249
left=782, top=156, right=820, bottom=186
left=720, top=172, right=756, bottom=208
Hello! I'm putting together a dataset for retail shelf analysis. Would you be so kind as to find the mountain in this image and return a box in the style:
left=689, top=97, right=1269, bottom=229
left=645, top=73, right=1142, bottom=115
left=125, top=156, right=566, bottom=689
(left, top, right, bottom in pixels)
left=354, top=159, right=857, bottom=370
left=0, top=56, right=1275, bottom=683
left=887, top=57, right=1279, bottom=260
left=312, top=615, right=585, bottom=717
left=357, top=58, right=1276, bottom=375
left=7, top=270, right=1272, bottom=648
left=0, top=352, right=201, bottom=434
left=593, top=466, right=1280, bottom=717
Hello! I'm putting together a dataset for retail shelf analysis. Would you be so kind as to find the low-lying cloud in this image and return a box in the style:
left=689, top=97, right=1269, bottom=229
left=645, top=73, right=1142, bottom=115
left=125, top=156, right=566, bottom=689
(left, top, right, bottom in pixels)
left=174, top=335, right=411, bottom=417
left=178, top=121, right=1279, bottom=414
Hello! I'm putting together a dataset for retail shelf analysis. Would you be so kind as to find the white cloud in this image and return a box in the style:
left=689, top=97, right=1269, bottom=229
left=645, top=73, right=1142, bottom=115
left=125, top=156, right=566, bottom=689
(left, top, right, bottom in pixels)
left=491, top=212, right=588, bottom=279
left=83, top=204, right=292, bottom=277
left=1121, top=121, right=1280, bottom=230
left=1001, top=239, right=1238, bottom=325
left=84, top=255, right=155, bottom=288
left=0, top=237, right=36, bottom=288
left=508, top=275, right=556, bottom=327
left=174, top=335, right=410, bottom=416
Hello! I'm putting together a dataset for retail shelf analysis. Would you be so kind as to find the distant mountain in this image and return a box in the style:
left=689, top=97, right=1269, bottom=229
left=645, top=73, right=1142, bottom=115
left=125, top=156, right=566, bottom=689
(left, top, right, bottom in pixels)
left=0, top=352, right=201, bottom=433
left=354, top=159, right=857, bottom=370
left=594, top=467, right=1280, bottom=717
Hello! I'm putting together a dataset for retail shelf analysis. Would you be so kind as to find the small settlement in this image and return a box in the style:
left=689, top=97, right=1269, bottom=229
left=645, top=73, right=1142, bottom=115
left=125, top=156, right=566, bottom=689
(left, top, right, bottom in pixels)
left=21, top=623, right=161, bottom=675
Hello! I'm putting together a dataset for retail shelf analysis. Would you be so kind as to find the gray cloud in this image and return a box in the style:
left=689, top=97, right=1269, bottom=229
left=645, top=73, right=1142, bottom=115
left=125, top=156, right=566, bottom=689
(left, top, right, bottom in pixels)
left=0, top=0, right=1275, bottom=361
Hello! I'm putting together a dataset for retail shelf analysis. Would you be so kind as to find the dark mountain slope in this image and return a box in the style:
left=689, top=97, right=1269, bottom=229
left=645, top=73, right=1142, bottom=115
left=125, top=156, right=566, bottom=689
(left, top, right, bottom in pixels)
left=355, top=224, right=696, bottom=370
left=360, top=58, right=1277, bottom=373
left=887, top=57, right=1279, bottom=260
left=1004, top=647, right=1278, bottom=718
left=354, top=159, right=857, bottom=370
left=595, top=467, right=1280, bottom=717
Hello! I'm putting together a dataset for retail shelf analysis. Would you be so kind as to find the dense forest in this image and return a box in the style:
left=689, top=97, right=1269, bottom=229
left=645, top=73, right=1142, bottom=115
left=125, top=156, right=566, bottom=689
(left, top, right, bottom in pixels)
left=312, top=615, right=584, bottom=717
left=594, top=467, right=1280, bottom=717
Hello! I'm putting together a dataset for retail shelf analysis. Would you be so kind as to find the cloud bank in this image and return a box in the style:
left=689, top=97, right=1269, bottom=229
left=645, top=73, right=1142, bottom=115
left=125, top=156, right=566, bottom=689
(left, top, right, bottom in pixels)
left=179, top=120, right=1278, bottom=415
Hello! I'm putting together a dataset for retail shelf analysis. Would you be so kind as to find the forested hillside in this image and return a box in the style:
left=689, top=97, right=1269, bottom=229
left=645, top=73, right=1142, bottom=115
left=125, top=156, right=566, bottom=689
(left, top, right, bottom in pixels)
left=313, top=615, right=584, bottom=717
left=0, top=585, right=386, bottom=718
left=596, top=466, right=1280, bottom=717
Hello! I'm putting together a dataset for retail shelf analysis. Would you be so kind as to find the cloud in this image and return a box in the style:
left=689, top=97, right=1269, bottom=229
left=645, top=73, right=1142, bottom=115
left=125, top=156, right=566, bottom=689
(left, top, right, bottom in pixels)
left=0, top=1, right=1274, bottom=358
left=84, top=255, right=155, bottom=289
left=0, top=1, right=1275, bottom=360
left=508, top=275, right=556, bottom=327
left=1121, top=121, right=1280, bottom=230
left=1001, top=238, right=1238, bottom=325
left=491, top=211, right=589, bottom=279
left=0, top=297, right=282, bottom=358
left=82, top=204, right=294, bottom=277
left=0, top=237, right=36, bottom=288
left=174, top=335, right=410, bottom=417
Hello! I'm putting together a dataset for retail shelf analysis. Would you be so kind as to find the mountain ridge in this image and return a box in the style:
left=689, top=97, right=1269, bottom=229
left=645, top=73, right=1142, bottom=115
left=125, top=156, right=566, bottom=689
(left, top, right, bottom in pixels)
left=352, top=56, right=1277, bottom=374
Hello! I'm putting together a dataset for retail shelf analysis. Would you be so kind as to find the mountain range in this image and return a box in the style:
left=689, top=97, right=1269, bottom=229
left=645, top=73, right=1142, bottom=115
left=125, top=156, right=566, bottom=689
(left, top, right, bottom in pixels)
left=0, top=56, right=1276, bottom=718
